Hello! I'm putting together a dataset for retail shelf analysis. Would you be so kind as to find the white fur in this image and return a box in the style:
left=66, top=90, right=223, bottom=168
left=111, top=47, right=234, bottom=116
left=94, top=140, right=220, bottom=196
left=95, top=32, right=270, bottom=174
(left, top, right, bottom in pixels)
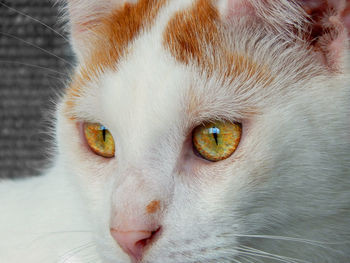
left=1, top=0, right=350, bottom=262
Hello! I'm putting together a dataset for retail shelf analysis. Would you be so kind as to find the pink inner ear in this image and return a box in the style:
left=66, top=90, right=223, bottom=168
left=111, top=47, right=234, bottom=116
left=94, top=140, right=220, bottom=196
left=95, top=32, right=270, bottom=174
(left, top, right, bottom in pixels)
left=326, top=16, right=348, bottom=70
left=300, top=0, right=346, bottom=13
left=295, top=0, right=350, bottom=70
left=300, top=0, right=324, bottom=15
left=221, top=0, right=255, bottom=20
left=342, top=2, right=350, bottom=35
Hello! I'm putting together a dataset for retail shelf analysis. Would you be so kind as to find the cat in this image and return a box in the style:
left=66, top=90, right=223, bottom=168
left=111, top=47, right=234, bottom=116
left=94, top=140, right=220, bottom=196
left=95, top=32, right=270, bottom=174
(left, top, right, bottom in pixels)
left=0, top=0, right=350, bottom=262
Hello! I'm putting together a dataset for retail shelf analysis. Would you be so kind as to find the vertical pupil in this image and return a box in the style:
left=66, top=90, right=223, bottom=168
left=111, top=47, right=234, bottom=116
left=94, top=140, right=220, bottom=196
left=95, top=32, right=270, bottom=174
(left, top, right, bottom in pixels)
left=101, top=126, right=106, bottom=142
left=209, top=126, right=220, bottom=145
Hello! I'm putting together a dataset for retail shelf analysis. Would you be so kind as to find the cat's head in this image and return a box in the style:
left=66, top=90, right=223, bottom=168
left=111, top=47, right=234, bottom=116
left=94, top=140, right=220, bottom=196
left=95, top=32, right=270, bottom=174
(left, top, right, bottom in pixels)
left=55, top=0, right=350, bottom=262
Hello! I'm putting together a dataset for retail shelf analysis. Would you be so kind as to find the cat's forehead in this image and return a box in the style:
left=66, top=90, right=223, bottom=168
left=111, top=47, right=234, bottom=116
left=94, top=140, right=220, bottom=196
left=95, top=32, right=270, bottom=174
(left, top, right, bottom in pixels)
left=68, top=0, right=271, bottom=110
left=64, top=0, right=280, bottom=120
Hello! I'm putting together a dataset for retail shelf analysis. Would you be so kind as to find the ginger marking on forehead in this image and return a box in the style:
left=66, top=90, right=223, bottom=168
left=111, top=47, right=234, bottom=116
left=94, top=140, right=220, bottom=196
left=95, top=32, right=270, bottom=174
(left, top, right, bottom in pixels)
left=146, top=200, right=161, bottom=214
left=64, top=0, right=167, bottom=118
left=163, top=0, right=218, bottom=66
left=89, top=0, right=168, bottom=72
left=163, top=0, right=273, bottom=84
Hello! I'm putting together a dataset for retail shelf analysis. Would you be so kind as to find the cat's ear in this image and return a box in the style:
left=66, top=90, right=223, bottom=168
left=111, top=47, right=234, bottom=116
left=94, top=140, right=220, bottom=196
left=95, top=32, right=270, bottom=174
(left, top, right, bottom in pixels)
left=216, top=0, right=350, bottom=72
left=216, top=0, right=255, bottom=19
left=62, top=0, right=136, bottom=60
left=297, top=0, right=350, bottom=71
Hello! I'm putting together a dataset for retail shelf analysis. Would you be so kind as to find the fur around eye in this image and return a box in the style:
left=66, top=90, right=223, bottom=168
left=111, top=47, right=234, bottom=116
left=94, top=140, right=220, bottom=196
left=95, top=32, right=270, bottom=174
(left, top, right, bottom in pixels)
left=83, top=123, right=115, bottom=158
left=192, top=121, right=242, bottom=162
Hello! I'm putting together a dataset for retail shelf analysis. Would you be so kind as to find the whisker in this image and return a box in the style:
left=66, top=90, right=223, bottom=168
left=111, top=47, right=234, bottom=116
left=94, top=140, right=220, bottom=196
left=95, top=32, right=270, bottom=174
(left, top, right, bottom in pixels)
left=236, top=255, right=262, bottom=263
left=84, top=254, right=103, bottom=263
left=238, top=245, right=310, bottom=263
left=232, top=258, right=244, bottom=263
left=234, top=233, right=347, bottom=258
left=0, top=60, right=70, bottom=77
left=31, top=230, right=92, bottom=244
left=240, top=245, right=311, bottom=263
left=235, top=256, right=251, bottom=263
left=236, top=250, right=300, bottom=263
left=0, top=2, right=69, bottom=42
left=245, top=254, right=264, bottom=263
left=58, top=242, right=95, bottom=263
left=0, top=31, right=74, bottom=67
left=235, top=233, right=342, bottom=248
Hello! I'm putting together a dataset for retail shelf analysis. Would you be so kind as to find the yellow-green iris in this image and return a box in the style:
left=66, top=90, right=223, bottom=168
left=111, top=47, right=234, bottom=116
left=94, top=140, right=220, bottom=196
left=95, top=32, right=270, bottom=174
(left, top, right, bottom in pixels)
left=192, top=121, right=241, bottom=162
left=84, top=123, right=115, bottom=158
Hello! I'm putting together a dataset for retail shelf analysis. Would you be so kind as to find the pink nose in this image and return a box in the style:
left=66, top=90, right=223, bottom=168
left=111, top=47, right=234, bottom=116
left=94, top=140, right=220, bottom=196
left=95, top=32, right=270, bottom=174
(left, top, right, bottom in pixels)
left=111, top=227, right=160, bottom=262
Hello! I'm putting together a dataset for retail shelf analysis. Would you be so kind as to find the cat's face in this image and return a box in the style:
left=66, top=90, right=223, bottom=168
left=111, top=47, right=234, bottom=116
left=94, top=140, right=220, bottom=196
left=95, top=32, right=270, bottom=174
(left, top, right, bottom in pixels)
left=55, top=0, right=350, bottom=262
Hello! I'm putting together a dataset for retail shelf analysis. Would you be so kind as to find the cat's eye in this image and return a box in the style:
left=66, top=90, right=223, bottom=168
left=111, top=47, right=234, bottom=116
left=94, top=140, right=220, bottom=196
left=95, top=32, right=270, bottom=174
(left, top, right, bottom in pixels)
left=192, top=121, right=242, bottom=162
left=83, top=123, right=115, bottom=158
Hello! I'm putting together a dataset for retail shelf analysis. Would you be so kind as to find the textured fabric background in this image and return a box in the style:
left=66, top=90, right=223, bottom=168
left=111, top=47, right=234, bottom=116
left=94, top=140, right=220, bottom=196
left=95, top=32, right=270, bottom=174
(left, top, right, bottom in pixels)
left=0, top=0, right=73, bottom=178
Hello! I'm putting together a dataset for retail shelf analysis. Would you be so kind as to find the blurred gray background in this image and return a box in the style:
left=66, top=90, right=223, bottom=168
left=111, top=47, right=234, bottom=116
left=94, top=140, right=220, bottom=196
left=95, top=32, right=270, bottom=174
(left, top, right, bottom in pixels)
left=0, top=0, right=73, bottom=178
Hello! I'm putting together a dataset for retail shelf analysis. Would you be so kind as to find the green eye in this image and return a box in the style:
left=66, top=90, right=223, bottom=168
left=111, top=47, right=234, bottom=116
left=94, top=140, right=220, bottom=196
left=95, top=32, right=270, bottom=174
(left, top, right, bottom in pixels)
left=84, top=123, right=115, bottom=158
left=192, top=121, right=241, bottom=162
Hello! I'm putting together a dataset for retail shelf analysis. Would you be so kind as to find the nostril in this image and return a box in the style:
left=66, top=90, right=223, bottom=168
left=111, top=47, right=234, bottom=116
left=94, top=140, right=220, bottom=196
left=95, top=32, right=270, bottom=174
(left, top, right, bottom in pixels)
left=111, top=227, right=161, bottom=261
left=151, top=227, right=161, bottom=240
left=136, top=227, right=161, bottom=247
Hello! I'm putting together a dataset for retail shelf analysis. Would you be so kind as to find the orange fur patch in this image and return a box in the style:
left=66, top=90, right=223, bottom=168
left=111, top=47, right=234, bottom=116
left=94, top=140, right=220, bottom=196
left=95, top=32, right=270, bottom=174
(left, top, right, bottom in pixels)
left=163, top=0, right=273, bottom=117
left=161, top=0, right=275, bottom=120
left=163, top=0, right=218, bottom=67
left=163, top=0, right=272, bottom=82
left=64, top=0, right=167, bottom=118
left=146, top=200, right=161, bottom=214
